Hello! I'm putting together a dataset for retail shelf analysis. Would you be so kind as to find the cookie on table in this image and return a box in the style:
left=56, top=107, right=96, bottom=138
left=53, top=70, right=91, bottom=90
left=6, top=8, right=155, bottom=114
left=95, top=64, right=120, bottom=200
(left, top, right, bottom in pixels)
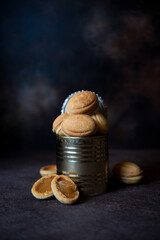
left=113, top=162, right=143, bottom=184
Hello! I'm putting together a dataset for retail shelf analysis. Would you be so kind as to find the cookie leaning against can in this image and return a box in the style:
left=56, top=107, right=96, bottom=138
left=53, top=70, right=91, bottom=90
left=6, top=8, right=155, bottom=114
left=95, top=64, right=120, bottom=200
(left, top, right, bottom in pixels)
left=66, top=91, right=98, bottom=115
left=61, top=114, right=97, bottom=137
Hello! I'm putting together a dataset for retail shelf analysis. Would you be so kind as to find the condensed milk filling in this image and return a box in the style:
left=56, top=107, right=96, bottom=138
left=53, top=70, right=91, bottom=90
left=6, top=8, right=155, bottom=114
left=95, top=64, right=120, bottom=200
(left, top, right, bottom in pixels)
left=35, top=175, right=55, bottom=194
left=56, top=177, right=77, bottom=198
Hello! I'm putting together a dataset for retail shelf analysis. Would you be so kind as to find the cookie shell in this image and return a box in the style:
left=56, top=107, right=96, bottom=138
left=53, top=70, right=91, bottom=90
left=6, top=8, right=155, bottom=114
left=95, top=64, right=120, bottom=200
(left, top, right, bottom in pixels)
left=92, top=113, right=109, bottom=134
left=61, top=90, right=108, bottom=117
left=66, top=91, right=98, bottom=115
left=116, top=174, right=143, bottom=184
left=52, top=113, right=68, bottom=132
left=67, top=99, right=98, bottom=116
left=61, top=114, right=97, bottom=137
left=40, top=165, right=57, bottom=176
left=51, top=175, right=79, bottom=204
left=113, top=162, right=142, bottom=177
left=56, top=125, right=67, bottom=136
left=31, top=174, right=56, bottom=199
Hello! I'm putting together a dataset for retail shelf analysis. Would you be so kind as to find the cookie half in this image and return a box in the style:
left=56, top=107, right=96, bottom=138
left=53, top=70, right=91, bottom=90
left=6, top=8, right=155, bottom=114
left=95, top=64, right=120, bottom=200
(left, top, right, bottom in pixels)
left=51, top=175, right=79, bottom=204
left=92, top=113, right=108, bottom=134
left=40, top=165, right=57, bottom=176
left=52, top=113, right=68, bottom=135
left=113, top=162, right=142, bottom=177
left=31, top=174, right=56, bottom=199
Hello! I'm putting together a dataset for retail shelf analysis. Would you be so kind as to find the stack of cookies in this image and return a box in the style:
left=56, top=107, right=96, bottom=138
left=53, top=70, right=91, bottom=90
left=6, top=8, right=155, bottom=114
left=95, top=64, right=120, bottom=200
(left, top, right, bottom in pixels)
left=52, top=91, right=108, bottom=137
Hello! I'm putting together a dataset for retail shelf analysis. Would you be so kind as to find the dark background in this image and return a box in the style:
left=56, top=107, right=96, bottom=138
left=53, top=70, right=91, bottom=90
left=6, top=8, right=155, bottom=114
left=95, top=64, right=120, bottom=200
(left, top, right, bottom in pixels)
left=1, top=0, right=160, bottom=154
left=1, top=2, right=160, bottom=239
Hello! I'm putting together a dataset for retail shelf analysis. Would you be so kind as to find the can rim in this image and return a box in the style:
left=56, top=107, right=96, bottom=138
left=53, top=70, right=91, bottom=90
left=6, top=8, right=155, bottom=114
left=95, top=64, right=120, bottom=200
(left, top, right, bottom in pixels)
left=56, top=134, right=107, bottom=140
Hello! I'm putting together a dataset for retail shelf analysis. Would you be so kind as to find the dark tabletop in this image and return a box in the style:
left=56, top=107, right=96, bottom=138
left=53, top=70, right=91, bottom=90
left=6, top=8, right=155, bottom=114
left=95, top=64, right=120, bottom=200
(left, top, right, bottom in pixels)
left=1, top=150, right=160, bottom=240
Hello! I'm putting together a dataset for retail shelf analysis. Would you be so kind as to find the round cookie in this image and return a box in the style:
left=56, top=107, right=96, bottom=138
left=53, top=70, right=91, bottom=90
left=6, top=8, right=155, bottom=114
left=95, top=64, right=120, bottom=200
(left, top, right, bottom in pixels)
left=113, top=162, right=142, bottom=177
left=66, top=91, right=98, bottom=115
left=51, top=175, right=79, bottom=204
left=61, top=114, right=97, bottom=137
left=40, top=165, right=57, bottom=176
left=31, top=174, right=56, bottom=199
left=113, top=162, right=143, bottom=184
left=92, top=113, right=108, bottom=134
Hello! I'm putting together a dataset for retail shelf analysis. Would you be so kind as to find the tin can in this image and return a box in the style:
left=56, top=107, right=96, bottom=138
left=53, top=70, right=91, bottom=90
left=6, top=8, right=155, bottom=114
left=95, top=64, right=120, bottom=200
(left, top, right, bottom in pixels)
left=56, top=134, right=108, bottom=196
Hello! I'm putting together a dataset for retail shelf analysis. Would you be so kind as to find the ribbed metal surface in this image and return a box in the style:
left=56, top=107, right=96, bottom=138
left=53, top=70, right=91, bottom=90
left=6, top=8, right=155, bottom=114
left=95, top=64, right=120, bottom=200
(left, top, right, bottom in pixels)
left=56, top=135, right=108, bottom=196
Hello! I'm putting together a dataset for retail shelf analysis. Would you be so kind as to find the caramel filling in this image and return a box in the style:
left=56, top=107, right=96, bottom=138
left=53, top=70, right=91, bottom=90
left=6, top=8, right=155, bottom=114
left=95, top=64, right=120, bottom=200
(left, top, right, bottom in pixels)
left=56, top=178, right=77, bottom=198
left=36, top=176, right=55, bottom=193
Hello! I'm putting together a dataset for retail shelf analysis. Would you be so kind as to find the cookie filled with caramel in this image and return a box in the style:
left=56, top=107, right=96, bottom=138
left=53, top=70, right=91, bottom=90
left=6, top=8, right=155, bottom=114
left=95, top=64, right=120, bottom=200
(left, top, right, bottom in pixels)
left=31, top=174, right=56, bottom=199
left=51, top=175, right=79, bottom=204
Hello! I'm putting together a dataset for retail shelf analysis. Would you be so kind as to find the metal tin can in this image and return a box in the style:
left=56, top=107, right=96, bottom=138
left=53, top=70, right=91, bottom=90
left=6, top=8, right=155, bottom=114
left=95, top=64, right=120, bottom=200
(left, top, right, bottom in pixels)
left=56, top=134, right=108, bottom=196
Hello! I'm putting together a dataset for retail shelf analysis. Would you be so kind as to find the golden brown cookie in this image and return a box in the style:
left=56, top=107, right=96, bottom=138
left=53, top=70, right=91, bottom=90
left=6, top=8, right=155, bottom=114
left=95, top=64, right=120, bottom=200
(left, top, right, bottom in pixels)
left=31, top=174, right=56, bottom=199
left=40, top=165, right=57, bottom=176
left=52, top=113, right=68, bottom=135
left=61, top=114, right=97, bottom=137
left=66, top=91, right=98, bottom=115
left=51, top=175, right=79, bottom=204
left=113, top=162, right=143, bottom=184
left=91, top=113, right=108, bottom=134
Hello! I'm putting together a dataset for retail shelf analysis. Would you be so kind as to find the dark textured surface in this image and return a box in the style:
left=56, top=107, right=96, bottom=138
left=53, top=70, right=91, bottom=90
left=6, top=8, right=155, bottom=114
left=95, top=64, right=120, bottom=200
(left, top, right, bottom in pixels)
left=1, top=150, right=160, bottom=240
